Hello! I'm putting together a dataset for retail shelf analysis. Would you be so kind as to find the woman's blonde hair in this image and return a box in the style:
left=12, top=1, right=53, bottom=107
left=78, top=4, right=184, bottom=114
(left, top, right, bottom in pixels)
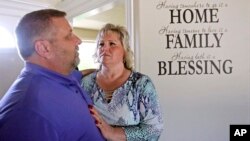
left=94, top=23, right=134, bottom=70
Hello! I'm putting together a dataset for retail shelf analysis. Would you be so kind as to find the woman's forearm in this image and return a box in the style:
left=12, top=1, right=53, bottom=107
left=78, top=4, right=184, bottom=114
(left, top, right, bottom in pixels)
left=107, top=127, right=126, bottom=141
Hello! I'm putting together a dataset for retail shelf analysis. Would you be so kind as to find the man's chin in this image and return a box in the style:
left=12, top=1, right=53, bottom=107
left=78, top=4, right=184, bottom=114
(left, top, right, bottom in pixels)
left=74, top=58, right=80, bottom=68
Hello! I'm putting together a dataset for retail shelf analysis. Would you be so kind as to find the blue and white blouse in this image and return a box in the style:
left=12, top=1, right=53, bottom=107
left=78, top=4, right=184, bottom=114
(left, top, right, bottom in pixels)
left=81, top=71, right=164, bottom=141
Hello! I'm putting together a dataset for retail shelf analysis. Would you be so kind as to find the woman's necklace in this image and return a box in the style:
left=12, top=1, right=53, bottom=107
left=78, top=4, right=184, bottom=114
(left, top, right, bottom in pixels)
left=103, top=89, right=115, bottom=102
left=97, top=68, right=127, bottom=103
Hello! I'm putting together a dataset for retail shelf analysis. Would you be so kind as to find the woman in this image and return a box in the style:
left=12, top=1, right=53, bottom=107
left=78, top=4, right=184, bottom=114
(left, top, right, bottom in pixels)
left=81, top=23, right=164, bottom=141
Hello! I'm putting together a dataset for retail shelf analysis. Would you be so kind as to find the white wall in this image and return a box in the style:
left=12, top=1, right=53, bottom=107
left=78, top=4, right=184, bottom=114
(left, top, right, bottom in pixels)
left=0, top=0, right=50, bottom=98
left=0, top=14, right=24, bottom=98
left=133, top=0, right=250, bottom=141
left=0, top=48, right=23, bottom=98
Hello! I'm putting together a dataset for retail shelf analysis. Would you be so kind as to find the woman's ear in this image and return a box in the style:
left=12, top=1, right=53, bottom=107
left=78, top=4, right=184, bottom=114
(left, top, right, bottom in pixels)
left=34, top=40, right=51, bottom=58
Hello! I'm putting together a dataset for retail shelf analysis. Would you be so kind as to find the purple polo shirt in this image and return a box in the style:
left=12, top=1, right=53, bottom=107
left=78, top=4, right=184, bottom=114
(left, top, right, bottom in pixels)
left=0, top=62, right=105, bottom=141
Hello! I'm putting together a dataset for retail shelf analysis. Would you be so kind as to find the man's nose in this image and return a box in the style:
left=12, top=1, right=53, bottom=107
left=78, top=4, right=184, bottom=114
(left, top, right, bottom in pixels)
left=74, top=34, right=82, bottom=45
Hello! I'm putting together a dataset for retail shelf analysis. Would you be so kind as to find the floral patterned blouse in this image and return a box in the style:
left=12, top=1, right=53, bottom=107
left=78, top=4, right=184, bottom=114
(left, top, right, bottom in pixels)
left=81, top=71, right=164, bottom=141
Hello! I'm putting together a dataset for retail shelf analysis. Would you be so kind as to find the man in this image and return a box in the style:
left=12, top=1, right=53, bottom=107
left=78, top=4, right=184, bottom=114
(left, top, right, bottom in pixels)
left=0, top=9, right=105, bottom=141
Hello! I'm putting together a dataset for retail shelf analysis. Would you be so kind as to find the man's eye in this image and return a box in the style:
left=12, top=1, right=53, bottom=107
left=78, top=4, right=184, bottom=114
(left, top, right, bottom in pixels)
left=65, top=34, right=73, bottom=40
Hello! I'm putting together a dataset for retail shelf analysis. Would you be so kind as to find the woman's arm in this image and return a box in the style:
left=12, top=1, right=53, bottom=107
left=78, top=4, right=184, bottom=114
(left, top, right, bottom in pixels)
left=81, top=69, right=96, bottom=77
left=123, top=75, right=164, bottom=141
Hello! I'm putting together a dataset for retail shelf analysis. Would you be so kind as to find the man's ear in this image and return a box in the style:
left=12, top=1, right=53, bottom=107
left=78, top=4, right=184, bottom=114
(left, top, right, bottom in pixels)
left=34, top=40, right=51, bottom=58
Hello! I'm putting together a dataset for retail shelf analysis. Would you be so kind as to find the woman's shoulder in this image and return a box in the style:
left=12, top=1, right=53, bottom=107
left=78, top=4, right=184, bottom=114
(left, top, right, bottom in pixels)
left=129, top=71, right=156, bottom=89
left=130, top=71, right=157, bottom=96
left=131, top=71, right=152, bottom=81
left=81, top=71, right=97, bottom=86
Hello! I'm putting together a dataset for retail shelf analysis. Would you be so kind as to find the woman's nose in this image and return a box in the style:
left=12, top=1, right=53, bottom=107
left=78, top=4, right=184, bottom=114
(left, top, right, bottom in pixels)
left=101, top=44, right=110, bottom=51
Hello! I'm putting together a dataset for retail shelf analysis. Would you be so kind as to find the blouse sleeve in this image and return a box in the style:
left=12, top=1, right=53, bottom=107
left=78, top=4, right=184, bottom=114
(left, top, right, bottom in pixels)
left=123, top=75, right=164, bottom=141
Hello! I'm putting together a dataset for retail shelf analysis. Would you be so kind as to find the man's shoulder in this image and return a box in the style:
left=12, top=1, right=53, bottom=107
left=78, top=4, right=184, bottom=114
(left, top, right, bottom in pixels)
left=0, top=109, right=59, bottom=141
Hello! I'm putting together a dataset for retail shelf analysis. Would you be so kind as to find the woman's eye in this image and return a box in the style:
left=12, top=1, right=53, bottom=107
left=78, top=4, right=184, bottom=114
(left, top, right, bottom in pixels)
left=110, top=42, right=115, bottom=47
left=99, top=43, right=104, bottom=47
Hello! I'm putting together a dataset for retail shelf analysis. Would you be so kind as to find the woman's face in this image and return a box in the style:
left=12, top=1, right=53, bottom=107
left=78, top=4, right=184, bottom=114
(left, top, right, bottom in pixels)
left=97, top=31, right=125, bottom=66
